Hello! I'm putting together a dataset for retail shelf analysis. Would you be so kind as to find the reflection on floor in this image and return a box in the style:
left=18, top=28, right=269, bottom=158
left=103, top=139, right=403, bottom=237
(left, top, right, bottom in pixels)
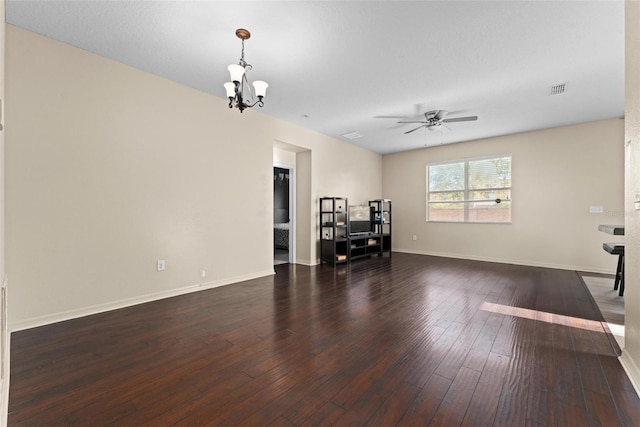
left=581, top=273, right=624, bottom=350
left=274, top=248, right=289, bottom=265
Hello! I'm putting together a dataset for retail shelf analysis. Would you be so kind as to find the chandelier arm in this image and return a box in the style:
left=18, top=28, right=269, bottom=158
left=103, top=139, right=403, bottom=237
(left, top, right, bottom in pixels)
left=245, top=98, right=265, bottom=108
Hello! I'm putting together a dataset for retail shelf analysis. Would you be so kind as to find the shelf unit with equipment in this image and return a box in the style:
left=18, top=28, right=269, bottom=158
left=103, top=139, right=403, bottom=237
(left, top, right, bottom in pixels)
left=369, top=199, right=392, bottom=256
left=320, top=197, right=392, bottom=266
left=320, top=197, right=349, bottom=265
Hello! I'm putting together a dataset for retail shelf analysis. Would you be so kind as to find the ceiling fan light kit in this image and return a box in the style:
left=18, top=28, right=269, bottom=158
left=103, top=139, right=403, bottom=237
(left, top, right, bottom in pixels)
left=224, top=28, right=268, bottom=113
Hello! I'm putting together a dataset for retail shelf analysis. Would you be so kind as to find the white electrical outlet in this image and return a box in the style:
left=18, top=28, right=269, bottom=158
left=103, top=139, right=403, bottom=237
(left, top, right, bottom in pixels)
left=589, top=205, right=604, bottom=214
left=157, top=260, right=166, bottom=271
left=412, top=235, right=417, bottom=241
left=201, top=269, right=207, bottom=278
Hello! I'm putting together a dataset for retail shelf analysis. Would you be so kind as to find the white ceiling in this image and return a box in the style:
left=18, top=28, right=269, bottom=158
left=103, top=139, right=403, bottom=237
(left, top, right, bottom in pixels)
left=5, top=0, right=625, bottom=154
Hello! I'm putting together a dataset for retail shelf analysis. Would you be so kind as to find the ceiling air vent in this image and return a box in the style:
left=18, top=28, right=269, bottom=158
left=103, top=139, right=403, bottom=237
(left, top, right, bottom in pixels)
left=342, top=131, right=364, bottom=140
left=550, top=83, right=567, bottom=95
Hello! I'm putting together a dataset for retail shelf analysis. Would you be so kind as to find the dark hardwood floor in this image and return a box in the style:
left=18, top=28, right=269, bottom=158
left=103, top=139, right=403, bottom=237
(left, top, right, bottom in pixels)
left=9, top=253, right=640, bottom=426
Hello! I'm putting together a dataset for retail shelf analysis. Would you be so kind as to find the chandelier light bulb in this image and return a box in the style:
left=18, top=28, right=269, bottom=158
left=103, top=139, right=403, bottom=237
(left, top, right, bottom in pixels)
left=224, top=82, right=236, bottom=99
left=252, top=81, right=269, bottom=98
left=227, top=64, right=246, bottom=84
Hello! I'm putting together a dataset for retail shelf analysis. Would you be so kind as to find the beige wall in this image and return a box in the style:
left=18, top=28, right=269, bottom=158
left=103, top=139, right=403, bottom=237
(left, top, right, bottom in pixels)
left=4, top=26, right=382, bottom=329
left=622, top=0, right=640, bottom=392
left=296, top=151, right=313, bottom=264
left=0, top=2, right=7, bottom=425
left=383, top=119, right=624, bottom=273
left=273, top=146, right=297, bottom=166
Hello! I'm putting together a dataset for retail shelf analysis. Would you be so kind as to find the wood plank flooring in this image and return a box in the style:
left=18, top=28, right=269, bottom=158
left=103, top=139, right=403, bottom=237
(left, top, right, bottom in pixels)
left=9, top=253, right=640, bottom=426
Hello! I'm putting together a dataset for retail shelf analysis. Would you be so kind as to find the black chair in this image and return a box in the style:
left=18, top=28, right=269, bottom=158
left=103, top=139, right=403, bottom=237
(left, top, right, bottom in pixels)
left=603, top=242, right=625, bottom=296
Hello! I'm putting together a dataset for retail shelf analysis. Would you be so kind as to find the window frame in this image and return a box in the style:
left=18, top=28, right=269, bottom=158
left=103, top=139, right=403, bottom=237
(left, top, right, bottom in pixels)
left=426, top=154, right=512, bottom=224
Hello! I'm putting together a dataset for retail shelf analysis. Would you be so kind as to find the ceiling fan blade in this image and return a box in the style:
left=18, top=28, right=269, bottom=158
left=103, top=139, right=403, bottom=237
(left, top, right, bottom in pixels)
left=400, top=113, right=427, bottom=122
left=379, top=103, right=430, bottom=122
left=397, top=120, right=427, bottom=124
left=442, top=115, right=478, bottom=123
left=404, top=125, right=427, bottom=134
left=434, top=110, right=448, bottom=120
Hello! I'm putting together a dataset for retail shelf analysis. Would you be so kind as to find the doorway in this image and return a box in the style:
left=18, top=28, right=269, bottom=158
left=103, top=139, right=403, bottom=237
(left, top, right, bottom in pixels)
left=274, top=165, right=294, bottom=265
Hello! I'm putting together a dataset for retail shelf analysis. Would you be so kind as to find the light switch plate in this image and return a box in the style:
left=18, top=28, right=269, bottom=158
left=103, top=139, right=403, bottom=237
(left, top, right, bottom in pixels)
left=589, top=205, right=603, bottom=214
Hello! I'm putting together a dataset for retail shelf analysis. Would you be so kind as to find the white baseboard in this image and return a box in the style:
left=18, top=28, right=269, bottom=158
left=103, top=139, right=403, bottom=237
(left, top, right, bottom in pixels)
left=393, top=248, right=615, bottom=275
left=619, top=350, right=640, bottom=397
left=295, top=258, right=317, bottom=266
left=9, top=269, right=275, bottom=332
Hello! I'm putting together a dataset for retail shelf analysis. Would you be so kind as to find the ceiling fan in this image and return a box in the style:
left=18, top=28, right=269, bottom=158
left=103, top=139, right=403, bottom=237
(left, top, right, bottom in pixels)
left=399, top=110, right=477, bottom=134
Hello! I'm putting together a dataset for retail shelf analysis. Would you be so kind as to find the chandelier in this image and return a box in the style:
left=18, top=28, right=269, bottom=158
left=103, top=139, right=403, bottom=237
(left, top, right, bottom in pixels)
left=224, top=28, right=268, bottom=113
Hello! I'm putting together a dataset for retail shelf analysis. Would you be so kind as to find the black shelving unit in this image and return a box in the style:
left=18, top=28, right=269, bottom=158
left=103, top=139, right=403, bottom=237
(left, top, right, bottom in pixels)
left=369, top=199, right=392, bottom=256
left=320, top=197, right=392, bottom=266
left=320, top=197, right=349, bottom=265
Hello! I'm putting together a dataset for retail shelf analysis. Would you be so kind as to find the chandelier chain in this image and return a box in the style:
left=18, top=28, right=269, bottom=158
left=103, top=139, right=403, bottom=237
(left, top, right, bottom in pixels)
left=239, top=39, right=251, bottom=70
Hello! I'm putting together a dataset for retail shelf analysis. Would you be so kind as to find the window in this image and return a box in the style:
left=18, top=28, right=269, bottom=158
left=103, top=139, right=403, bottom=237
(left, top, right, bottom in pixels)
left=427, top=155, right=511, bottom=223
